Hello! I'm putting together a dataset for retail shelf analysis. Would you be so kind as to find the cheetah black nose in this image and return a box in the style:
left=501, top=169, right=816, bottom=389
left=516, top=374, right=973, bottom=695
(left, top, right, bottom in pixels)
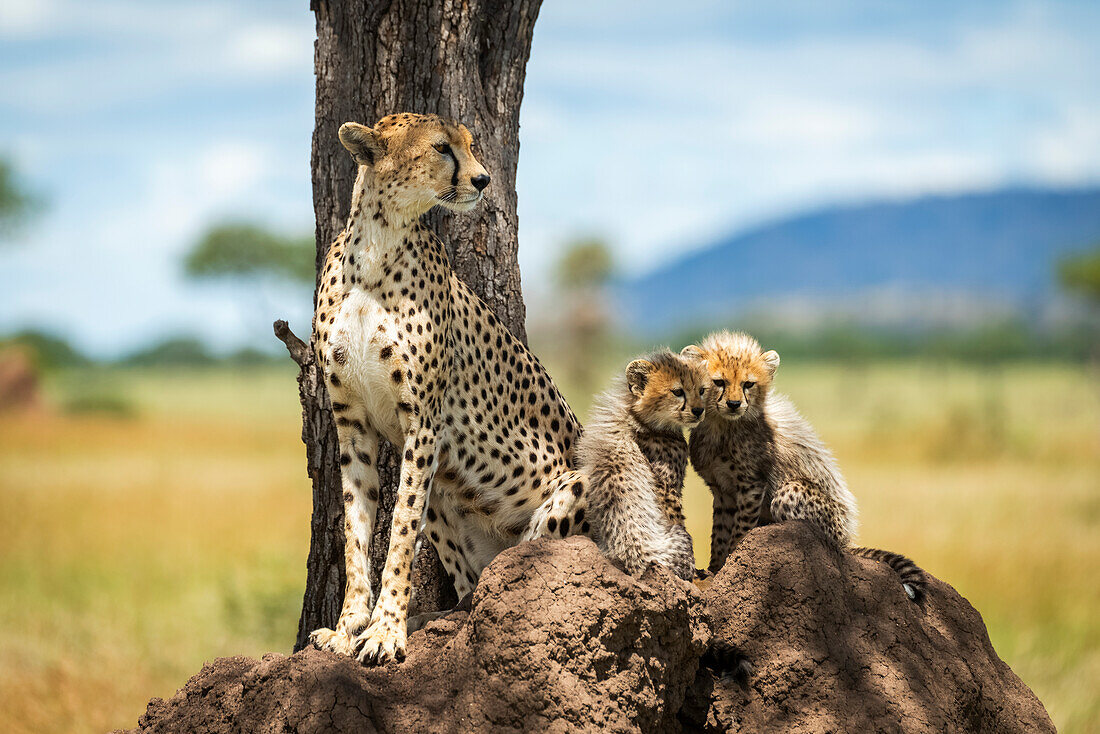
left=470, top=174, right=490, bottom=191
left=691, top=407, right=704, bottom=417
left=726, top=400, right=742, bottom=410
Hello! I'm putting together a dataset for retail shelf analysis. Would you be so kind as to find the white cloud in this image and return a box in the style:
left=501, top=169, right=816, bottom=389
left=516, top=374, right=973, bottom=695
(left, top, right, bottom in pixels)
left=227, top=23, right=313, bottom=74
left=0, top=0, right=225, bottom=41
left=0, top=0, right=60, bottom=37
left=1029, top=105, right=1100, bottom=183
left=0, top=1, right=312, bottom=115
left=727, top=97, right=886, bottom=148
left=197, top=142, right=270, bottom=201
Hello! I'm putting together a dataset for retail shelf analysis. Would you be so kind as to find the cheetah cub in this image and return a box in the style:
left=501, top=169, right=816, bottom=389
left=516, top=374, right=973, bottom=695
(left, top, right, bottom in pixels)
left=576, top=350, right=704, bottom=581
left=683, top=331, right=926, bottom=600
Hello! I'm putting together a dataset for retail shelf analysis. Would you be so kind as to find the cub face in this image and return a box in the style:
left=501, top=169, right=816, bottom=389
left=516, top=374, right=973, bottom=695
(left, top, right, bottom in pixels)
left=626, top=350, right=708, bottom=431
left=339, top=113, right=491, bottom=216
left=681, top=333, right=779, bottom=420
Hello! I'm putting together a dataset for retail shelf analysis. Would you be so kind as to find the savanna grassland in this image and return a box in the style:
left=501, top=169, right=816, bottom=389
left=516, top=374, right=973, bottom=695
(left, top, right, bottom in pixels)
left=0, top=360, right=1096, bottom=733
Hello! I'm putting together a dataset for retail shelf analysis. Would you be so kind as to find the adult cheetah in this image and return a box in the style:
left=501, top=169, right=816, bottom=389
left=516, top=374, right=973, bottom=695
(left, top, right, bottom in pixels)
left=309, top=113, right=583, bottom=665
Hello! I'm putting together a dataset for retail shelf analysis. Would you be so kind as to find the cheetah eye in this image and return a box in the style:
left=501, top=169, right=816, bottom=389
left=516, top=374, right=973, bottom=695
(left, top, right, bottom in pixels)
left=743, top=381, right=755, bottom=389
left=698, top=388, right=705, bottom=395
left=712, top=379, right=726, bottom=388
left=671, top=388, right=684, bottom=398
left=434, top=142, right=453, bottom=156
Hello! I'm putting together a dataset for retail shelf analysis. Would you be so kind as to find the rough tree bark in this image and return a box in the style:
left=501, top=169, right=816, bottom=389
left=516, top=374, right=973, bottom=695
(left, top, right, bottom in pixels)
left=276, top=0, right=543, bottom=652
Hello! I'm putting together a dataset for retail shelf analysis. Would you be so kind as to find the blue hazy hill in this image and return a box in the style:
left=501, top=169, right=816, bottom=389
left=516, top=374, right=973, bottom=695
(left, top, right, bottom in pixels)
left=616, top=187, right=1100, bottom=335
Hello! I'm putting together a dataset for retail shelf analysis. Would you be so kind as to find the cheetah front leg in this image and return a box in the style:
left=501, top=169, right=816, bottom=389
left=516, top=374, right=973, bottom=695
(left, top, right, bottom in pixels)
left=354, top=420, right=436, bottom=665
left=729, top=480, right=767, bottom=553
left=409, top=499, right=482, bottom=634
left=309, top=418, right=381, bottom=656
left=708, top=490, right=737, bottom=573
left=644, top=443, right=687, bottom=527
left=665, top=523, right=697, bottom=579
left=422, top=494, right=479, bottom=598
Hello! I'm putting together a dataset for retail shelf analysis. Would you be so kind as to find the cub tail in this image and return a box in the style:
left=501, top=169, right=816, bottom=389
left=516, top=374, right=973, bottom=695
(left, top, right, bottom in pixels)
left=849, top=545, right=927, bottom=602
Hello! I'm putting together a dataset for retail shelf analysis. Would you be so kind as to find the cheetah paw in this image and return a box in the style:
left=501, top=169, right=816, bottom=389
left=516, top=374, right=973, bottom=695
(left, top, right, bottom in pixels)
left=354, top=624, right=406, bottom=666
left=309, top=627, right=359, bottom=657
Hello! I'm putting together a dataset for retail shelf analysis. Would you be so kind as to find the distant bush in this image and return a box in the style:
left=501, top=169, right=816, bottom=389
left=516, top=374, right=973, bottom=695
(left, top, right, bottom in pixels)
left=1058, top=245, right=1100, bottom=304
left=0, top=330, right=90, bottom=369
left=120, top=339, right=287, bottom=367
left=120, top=337, right=218, bottom=367
left=62, top=392, right=135, bottom=418
left=665, top=319, right=1096, bottom=363
left=1, top=331, right=290, bottom=370
left=223, top=346, right=285, bottom=366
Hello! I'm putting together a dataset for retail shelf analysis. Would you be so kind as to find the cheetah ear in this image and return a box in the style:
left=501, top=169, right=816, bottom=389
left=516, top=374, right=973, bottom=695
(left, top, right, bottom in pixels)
left=339, top=122, right=382, bottom=167
left=762, top=350, right=780, bottom=375
left=680, top=345, right=705, bottom=363
left=626, top=359, right=653, bottom=397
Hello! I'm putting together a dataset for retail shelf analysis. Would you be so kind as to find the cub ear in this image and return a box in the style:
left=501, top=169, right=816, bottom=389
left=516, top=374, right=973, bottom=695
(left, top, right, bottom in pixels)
left=680, top=345, right=705, bottom=362
left=338, top=122, right=382, bottom=166
left=762, top=349, right=780, bottom=375
left=626, top=359, right=653, bottom=397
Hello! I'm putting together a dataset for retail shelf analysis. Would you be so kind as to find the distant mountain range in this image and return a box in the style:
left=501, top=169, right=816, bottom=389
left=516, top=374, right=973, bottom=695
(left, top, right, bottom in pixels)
left=615, top=187, right=1100, bottom=335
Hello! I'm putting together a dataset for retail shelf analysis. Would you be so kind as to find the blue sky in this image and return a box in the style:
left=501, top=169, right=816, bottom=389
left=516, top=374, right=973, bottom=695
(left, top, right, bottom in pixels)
left=1, top=0, right=1099, bottom=356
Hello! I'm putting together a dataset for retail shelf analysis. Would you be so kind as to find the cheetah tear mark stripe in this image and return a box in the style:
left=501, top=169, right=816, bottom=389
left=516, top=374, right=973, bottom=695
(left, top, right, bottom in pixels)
left=446, top=149, right=458, bottom=188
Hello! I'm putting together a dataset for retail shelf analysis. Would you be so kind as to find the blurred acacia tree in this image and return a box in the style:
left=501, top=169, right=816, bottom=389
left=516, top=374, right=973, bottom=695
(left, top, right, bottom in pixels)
left=182, top=222, right=313, bottom=356
left=554, top=236, right=617, bottom=390
left=184, top=222, right=313, bottom=284
left=1058, top=245, right=1100, bottom=362
left=0, top=330, right=89, bottom=369
left=0, top=159, right=46, bottom=413
left=1, top=158, right=38, bottom=239
left=1058, top=246, right=1100, bottom=304
left=555, top=237, right=614, bottom=292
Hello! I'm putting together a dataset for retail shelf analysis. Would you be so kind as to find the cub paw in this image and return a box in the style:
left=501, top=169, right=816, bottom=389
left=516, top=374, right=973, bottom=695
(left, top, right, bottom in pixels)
left=309, top=627, right=358, bottom=657
left=354, top=623, right=407, bottom=666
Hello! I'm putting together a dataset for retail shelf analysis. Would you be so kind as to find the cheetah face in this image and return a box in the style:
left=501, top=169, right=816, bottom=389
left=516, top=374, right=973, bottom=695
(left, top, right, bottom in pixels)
left=339, top=113, right=491, bottom=217
left=681, top=342, right=779, bottom=421
left=626, top=352, right=708, bottom=431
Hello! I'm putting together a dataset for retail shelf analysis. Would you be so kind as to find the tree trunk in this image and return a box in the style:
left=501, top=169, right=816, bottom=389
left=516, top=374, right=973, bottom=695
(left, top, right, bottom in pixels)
left=277, top=0, right=542, bottom=652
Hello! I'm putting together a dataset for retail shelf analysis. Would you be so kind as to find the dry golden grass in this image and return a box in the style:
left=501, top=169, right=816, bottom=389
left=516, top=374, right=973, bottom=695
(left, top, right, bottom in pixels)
left=0, top=367, right=310, bottom=734
left=0, top=361, right=1096, bottom=732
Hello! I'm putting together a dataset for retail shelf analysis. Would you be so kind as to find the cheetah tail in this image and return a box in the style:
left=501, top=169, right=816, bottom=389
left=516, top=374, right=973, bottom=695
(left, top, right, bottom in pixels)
left=848, top=546, right=927, bottom=602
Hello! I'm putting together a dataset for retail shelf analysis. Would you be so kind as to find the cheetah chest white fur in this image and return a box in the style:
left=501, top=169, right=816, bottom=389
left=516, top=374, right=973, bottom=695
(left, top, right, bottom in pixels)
left=327, top=288, right=405, bottom=446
